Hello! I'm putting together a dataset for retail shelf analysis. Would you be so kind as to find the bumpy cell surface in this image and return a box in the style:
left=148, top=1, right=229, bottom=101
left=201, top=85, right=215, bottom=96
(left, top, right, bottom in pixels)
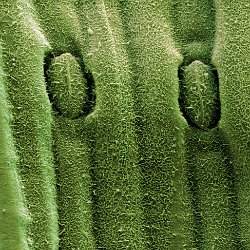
left=47, top=53, right=87, bottom=119
left=181, top=60, right=219, bottom=130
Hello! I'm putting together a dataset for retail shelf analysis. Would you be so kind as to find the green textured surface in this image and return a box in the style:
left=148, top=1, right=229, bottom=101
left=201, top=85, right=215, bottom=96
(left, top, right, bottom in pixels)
left=0, top=1, right=58, bottom=249
left=0, top=45, right=30, bottom=250
left=181, top=60, right=219, bottom=130
left=120, top=1, right=194, bottom=249
left=185, top=127, right=239, bottom=249
left=84, top=2, right=145, bottom=248
left=0, top=1, right=249, bottom=249
left=53, top=116, right=96, bottom=249
left=212, top=0, right=250, bottom=247
left=47, top=53, right=88, bottom=119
